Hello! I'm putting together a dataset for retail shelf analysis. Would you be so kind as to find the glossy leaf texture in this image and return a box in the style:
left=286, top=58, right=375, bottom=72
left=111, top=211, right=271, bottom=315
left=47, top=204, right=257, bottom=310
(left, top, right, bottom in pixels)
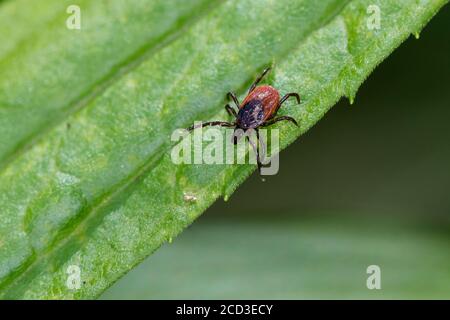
left=0, top=0, right=447, bottom=299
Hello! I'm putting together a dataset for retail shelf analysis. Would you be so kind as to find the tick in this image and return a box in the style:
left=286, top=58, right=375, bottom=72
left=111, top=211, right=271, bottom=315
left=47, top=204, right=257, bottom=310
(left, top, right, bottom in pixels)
left=187, top=67, right=300, bottom=172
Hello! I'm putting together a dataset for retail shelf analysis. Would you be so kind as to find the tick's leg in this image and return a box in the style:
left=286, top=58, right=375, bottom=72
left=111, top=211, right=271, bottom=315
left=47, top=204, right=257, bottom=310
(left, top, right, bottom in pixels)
left=227, top=92, right=240, bottom=109
left=247, top=135, right=263, bottom=174
left=262, top=116, right=298, bottom=127
left=225, top=104, right=237, bottom=118
left=280, top=93, right=300, bottom=106
left=187, top=121, right=234, bottom=131
left=248, top=67, right=271, bottom=93
left=253, top=129, right=270, bottom=175
left=255, top=128, right=267, bottom=166
left=272, top=93, right=300, bottom=115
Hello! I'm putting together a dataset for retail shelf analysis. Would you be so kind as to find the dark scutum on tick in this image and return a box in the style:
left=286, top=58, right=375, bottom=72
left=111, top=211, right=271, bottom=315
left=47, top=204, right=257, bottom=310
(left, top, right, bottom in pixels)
left=187, top=67, right=300, bottom=174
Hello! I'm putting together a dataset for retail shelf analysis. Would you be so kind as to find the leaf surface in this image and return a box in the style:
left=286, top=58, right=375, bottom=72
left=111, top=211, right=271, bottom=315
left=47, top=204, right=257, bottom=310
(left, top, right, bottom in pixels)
left=0, top=0, right=447, bottom=299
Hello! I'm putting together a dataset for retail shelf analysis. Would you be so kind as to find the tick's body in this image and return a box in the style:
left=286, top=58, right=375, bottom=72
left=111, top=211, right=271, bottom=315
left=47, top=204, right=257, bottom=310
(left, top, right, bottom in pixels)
left=237, top=85, right=279, bottom=129
left=187, top=68, right=300, bottom=173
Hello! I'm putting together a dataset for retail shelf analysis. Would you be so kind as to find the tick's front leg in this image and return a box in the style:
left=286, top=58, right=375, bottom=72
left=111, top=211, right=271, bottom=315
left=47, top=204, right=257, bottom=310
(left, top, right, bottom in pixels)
left=248, top=67, right=271, bottom=93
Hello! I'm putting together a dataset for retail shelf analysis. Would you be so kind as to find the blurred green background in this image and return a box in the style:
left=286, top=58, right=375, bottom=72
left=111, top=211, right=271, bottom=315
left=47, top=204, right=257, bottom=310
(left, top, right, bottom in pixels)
left=102, top=5, right=450, bottom=299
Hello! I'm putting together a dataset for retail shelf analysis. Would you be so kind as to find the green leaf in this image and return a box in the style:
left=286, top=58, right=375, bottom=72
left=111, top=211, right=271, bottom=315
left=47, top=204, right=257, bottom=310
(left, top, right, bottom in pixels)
left=0, top=0, right=447, bottom=299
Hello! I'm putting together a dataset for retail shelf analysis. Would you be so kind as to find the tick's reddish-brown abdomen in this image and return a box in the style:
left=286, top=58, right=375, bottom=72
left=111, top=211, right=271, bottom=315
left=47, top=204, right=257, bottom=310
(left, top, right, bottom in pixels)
left=240, top=85, right=280, bottom=122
